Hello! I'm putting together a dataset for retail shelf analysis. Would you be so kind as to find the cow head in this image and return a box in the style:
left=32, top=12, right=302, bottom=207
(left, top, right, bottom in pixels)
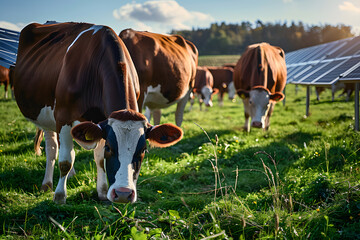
left=199, top=87, right=218, bottom=107
left=237, top=86, right=284, bottom=129
left=71, top=109, right=183, bottom=203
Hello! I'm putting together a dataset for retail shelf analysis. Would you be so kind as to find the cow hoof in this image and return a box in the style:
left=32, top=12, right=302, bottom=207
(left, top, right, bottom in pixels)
left=41, top=182, right=53, bottom=192
left=98, top=194, right=108, bottom=201
left=54, top=192, right=66, bottom=204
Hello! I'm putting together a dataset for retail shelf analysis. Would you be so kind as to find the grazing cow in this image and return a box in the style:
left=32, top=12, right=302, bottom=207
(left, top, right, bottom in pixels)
left=0, top=65, right=12, bottom=99
left=234, top=42, right=287, bottom=131
left=207, top=66, right=235, bottom=106
left=14, top=22, right=183, bottom=204
left=315, top=82, right=354, bottom=101
left=190, top=66, right=217, bottom=110
left=119, top=29, right=198, bottom=127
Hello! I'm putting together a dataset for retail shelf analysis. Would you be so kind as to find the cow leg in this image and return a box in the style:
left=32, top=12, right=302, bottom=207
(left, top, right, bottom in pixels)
left=175, top=90, right=191, bottom=127
left=218, top=93, right=224, bottom=107
left=144, top=107, right=152, bottom=124
left=242, top=99, right=250, bottom=132
left=94, top=139, right=108, bottom=201
left=4, top=83, right=8, bottom=99
left=153, top=109, right=161, bottom=125
left=54, top=125, right=75, bottom=204
left=188, top=92, right=195, bottom=111
left=41, top=130, right=58, bottom=192
left=265, top=103, right=275, bottom=131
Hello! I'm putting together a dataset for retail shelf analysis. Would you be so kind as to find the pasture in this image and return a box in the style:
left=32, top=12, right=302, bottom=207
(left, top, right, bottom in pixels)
left=1, top=56, right=360, bottom=239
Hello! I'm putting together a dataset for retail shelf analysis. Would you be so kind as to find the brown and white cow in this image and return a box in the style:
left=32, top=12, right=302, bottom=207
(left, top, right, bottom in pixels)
left=207, top=66, right=235, bottom=106
left=315, top=82, right=354, bottom=101
left=14, top=22, right=183, bottom=204
left=234, top=42, right=286, bottom=131
left=119, top=29, right=198, bottom=127
left=190, top=66, right=217, bottom=110
left=0, top=65, right=12, bottom=99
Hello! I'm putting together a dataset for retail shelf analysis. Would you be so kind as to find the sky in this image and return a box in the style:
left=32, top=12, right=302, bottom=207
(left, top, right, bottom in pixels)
left=1, top=0, right=360, bottom=35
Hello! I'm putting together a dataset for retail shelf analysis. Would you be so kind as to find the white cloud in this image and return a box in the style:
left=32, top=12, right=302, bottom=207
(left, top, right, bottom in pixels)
left=282, top=0, right=293, bottom=3
left=339, top=1, right=360, bottom=13
left=113, top=0, right=214, bottom=33
left=0, top=21, right=26, bottom=31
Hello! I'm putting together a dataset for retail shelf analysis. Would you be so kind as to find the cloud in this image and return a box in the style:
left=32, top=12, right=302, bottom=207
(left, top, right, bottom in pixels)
left=339, top=1, right=360, bottom=13
left=282, top=0, right=293, bottom=3
left=113, top=0, right=214, bottom=32
left=0, top=21, right=25, bottom=31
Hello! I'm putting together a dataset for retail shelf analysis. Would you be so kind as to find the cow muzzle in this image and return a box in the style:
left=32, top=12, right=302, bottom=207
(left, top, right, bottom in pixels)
left=252, top=121, right=263, bottom=128
left=112, top=187, right=135, bottom=203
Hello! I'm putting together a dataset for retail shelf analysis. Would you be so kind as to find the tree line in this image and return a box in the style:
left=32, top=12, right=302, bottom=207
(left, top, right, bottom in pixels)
left=171, top=21, right=354, bottom=55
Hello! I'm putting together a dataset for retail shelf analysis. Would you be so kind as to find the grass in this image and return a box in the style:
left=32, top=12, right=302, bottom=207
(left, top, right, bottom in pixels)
left=1, top=58, right=360, bottom=239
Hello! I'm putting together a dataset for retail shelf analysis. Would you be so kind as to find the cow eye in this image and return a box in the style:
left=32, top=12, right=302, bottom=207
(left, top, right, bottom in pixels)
left=249, top=100, right=253, bottom=104
left=104, top=144, right=113, bottom=159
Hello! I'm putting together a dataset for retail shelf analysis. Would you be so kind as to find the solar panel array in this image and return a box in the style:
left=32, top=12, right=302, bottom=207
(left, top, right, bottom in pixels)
left=0, top=27, right=20, bottom=69
left=286, top=35, right=360, bottom=86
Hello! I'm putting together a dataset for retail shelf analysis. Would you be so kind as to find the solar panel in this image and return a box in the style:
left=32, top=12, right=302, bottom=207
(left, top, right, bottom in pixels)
left=314, top=56, right=360, bottom=84
left=0, top=27, right=20, bottom=68
left=286, top=35, right=360, bottom=86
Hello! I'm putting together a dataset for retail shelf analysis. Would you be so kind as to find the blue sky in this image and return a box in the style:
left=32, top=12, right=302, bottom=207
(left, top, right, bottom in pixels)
left=1, top=0, right=360, bottom=35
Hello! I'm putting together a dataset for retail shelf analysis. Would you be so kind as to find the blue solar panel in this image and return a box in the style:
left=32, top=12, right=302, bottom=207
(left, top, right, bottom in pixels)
left=0, top=27, right=20, bottom=68
left=314, top=57, right=360, bottom=84
left=286, top=35, right=360, bottom=86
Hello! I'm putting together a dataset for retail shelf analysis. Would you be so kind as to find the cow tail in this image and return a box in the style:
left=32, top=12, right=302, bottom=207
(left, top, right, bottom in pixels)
left=34, top=128, right=44, bottom=156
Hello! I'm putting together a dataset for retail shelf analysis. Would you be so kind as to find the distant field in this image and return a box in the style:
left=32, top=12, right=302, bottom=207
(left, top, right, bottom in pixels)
left=198, top=54, right=240, bottom=67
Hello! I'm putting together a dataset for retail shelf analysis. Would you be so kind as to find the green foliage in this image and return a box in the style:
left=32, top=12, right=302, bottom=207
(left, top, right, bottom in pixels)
left=173, top=21, right=354, bottom=55
left=1, top=68, right=360, bottom=239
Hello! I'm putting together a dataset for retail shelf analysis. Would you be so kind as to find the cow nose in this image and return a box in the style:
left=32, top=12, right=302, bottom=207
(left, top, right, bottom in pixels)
left=205, top=101, right=213, bottom=107
left=113, top=187, right=134, bottom=203
left=252, top=121, right=262, bottom=128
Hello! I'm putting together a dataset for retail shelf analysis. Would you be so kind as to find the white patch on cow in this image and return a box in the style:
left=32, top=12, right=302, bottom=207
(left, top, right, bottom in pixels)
left=143, top=84, right=169, bottom=109
left=67, top=25, right=104, bottom=53
left=106, top=119, right=146, bottom=202
left=54, top=124, right=75, bottom=204
left=227, top=81, right=236, bottom=100
left=201, top=86, right=213, bottom=107
left=248, top=89, right=270, bottom=128
left=30, top=105, right=56, bottom=131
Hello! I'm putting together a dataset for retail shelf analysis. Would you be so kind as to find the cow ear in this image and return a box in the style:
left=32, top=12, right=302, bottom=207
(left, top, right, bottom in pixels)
left=270, top=92, right=284, bottom=101
left=146, top=123, right=183, bottom=148
left=71, top=122, right=104, bottom=150
left=237, top=89, right=249, bottom=99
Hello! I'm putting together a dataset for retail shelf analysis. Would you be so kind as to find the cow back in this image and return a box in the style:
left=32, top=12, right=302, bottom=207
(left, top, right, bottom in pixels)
left=14, top=22, right=139, bottom=129
left=234, top=42, right=286, bottom=94
left=207, top=66, right=233, bottom=92
left=120, top=29, right=198, bottom=103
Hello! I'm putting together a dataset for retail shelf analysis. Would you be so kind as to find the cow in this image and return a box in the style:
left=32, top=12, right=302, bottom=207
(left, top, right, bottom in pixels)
left=189, top=66, right=216, bottom=110
left=119, top=29, right=198, bottom=127
left=206, top=66, right=236, bottom=106
left=233, top=42, right=287, bottom=131
left=315, top=82, right=354, bottom=101
left=0, top=65, right=13, bottom=99
left=14, top=22, right=183, bottom=204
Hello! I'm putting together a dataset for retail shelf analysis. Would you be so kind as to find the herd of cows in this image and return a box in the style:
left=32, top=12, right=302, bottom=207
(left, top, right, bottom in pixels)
left=0, top=22, right=287, bottom=204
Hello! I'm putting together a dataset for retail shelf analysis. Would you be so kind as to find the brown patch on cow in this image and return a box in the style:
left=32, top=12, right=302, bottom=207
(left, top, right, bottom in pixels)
left=109, top=109, right=147, bottom=122
left=99, top=158, right=105, bottom=172
left=59, top=161, right=72, bottom=177
left=252, top=85, right=270, bottom=94
left=41, top=182, right=53, bottom=192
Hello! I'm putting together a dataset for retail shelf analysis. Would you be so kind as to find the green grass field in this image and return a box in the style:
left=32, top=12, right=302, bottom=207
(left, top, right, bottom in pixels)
left=1, top=58, right=360, bottom=239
